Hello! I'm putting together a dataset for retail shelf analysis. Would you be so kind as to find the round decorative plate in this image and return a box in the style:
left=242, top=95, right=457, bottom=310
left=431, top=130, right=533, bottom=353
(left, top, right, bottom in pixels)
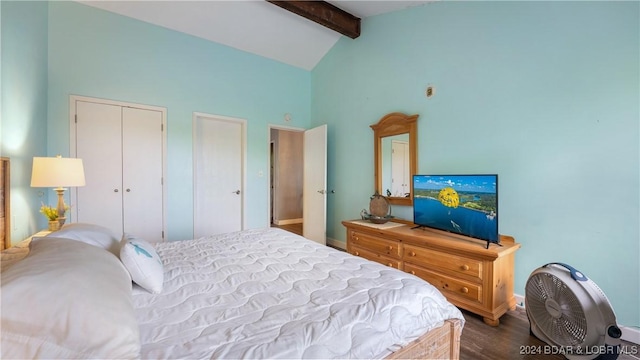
left=369, top=192, right=391, bottom=218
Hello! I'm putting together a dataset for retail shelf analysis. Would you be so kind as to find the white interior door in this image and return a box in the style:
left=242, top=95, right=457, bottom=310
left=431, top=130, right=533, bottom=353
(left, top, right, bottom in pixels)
left=193, top=114, right=245, bottom=238
left=122, top=107, right=164, bottom=241
left=75, top=101, right=124, bottom=235
left=391, top=140, right=409, bottom=197
left=303, top=124, right=327, bottom=244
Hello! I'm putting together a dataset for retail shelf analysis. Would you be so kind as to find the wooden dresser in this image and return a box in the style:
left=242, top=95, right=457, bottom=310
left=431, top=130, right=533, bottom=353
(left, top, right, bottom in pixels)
left=343, top=220, right=521, bottom=326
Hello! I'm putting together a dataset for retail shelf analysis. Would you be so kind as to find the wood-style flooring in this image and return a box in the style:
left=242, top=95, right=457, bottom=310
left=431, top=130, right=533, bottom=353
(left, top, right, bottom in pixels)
left=460, top=307, right=639, bottom=360
left=271, top=223, right=303, bottom=236
left=272, top=222, right=639, bottom=360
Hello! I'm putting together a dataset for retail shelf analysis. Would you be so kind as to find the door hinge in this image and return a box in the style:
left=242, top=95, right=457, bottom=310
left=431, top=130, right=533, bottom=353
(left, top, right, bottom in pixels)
left=75, top=114, right=78, bottom=123
left=161, top=123, right=164, bottom=131
left=162, top=231, right=164, bottom=239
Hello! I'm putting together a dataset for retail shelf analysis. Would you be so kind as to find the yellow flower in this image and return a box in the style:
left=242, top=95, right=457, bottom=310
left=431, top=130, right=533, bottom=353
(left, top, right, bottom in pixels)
left=438, top=187, right=459, bottom=208
left=39, top=203, right=69, bottom=221
left=40, top=205, right=58, bottom=220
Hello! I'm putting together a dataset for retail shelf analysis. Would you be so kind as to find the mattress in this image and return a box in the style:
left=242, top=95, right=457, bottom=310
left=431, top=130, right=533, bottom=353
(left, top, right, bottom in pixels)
left=132, top=228, right=464, bottom=359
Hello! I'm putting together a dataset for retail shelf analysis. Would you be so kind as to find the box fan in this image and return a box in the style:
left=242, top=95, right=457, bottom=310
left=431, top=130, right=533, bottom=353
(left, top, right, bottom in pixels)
left=525, top=263, right=622, bottom=360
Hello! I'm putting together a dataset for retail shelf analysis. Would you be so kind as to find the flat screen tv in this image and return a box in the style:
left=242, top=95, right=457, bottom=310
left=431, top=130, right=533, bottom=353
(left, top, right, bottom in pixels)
left=413, top=174, right=499, bottom=247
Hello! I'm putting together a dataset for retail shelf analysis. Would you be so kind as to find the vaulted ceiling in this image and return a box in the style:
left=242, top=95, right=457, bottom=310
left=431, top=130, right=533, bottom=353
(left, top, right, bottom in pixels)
left=77, top=1, right=433, bottom=70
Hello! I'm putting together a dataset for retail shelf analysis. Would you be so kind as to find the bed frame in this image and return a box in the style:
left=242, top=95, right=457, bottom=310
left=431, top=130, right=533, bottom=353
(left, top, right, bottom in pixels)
left=387, top=318, right=462, bottom=359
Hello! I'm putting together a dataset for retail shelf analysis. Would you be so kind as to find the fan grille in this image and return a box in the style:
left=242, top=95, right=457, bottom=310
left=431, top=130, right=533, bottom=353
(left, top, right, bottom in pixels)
left=526, top=272, right=587, bottom=346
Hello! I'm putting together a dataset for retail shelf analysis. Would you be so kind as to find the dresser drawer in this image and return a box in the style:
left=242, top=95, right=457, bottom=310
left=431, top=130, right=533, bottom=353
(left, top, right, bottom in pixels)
left=404, top=244, right=482, bottom=281
left=349, top=231, right=401, bottom=259
left=349, top=246, right=402, bottom=269
left=405, top=263, right=483, bottom=304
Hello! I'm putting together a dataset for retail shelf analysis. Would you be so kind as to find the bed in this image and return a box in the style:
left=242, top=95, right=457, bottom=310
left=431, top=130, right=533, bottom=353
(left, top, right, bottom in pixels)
left=1, top=224, right=464, bottom=359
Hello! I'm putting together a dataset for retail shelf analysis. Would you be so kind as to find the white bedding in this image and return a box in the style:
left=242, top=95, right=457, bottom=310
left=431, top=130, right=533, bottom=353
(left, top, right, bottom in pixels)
left=132, top=228, right=464, bottom=359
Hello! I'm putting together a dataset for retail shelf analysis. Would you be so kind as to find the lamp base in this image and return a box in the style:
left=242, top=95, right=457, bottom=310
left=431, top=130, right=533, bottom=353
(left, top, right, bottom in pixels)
left=54, top=187, right=67, bottom=227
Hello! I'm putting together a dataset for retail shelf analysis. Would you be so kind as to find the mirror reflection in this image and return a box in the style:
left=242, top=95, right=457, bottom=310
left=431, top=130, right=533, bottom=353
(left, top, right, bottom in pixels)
left=381, top=134, right=410, bottom=198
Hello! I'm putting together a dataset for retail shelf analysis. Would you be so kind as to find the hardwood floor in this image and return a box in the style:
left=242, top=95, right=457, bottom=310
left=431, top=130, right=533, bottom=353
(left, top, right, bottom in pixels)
left=271, top=223, right=303, bottom=236
left=460, top=307, right=639, bottom=360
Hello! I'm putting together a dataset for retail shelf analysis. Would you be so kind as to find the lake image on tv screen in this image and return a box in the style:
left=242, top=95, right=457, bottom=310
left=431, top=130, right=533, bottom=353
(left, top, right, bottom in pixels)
left=413, top=175, right=498, bottom=242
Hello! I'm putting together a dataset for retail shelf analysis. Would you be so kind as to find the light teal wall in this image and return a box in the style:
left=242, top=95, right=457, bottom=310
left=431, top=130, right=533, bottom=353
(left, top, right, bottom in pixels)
left=312, top=2, right=639, bottom=327
left=1, top=1, right=49, bottom=243
left=45, top=1, right=311, bottom=240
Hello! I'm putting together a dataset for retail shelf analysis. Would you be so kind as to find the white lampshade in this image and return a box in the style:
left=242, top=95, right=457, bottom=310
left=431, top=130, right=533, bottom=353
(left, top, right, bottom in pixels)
left=31, top=156, right=86, bottom=188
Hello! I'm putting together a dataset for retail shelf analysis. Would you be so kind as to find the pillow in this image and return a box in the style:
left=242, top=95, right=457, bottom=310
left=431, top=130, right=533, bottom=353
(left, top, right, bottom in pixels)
left=120, top=233, right=164, bottom=294
left=1, top=237, right=140, bottom=359
left=49, top=223, right=121, bottom=255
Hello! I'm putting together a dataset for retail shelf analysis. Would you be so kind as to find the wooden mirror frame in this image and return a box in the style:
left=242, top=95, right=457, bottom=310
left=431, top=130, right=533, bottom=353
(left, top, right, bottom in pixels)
left=1, top=157, right=9, bottom=250
left=371, top=112, right=418, bottom=206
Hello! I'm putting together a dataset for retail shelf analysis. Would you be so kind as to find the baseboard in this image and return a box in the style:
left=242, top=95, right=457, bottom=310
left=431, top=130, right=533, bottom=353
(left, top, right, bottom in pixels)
left=514, top=293, right=639, bottom=345
left=274, top=218, right=303, bottom=226
left=326, top=237, right=345, bottom=250
left=621, top=326, right=640, bottom=345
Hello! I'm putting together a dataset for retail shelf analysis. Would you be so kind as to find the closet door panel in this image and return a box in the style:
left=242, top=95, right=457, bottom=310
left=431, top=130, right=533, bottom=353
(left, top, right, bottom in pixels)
left=75, top=101, right=124, bottom=235
left=122, top=107, right=164, bottom=242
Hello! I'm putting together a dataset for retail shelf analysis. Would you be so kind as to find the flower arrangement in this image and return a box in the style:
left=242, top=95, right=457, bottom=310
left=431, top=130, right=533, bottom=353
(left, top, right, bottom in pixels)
left=40, top=203, right=69, bottom=221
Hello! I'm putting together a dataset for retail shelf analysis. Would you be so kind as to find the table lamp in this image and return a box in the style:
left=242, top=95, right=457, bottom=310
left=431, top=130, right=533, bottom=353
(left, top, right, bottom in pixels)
left=31, top=155, right=86, bottom=226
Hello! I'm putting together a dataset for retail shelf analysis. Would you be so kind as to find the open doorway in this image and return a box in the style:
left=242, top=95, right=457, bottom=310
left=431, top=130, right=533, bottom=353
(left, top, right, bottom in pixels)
left=269, top=127, right=304, bottom=236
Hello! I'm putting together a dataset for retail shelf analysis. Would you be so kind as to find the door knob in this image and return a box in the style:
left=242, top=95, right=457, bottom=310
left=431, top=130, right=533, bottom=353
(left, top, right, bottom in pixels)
left=126, top=189, right=131, bottom=192
left=232, top=190, right=241, bottom=195
left=114, top=189, right=119, bottom=192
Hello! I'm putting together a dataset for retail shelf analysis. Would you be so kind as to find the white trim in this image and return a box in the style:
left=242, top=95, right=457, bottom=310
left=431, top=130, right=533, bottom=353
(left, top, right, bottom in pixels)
left=326, top=237, right=346, bottom=250
left=266, top=124, right=305, bottom=227
left=274, top=218, right=303, bottom=226
left=621, top=326, right=640, bottom=345
left=514, top=292, right=639, bottom=345
left=69, top=95, right=168, bottom=241
left=192, top=112, right=247, bottom=234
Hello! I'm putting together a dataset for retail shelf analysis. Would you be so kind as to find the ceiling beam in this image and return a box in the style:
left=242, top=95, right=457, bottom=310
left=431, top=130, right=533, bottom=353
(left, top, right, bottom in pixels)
left=267, top=1, right=361, bottom=39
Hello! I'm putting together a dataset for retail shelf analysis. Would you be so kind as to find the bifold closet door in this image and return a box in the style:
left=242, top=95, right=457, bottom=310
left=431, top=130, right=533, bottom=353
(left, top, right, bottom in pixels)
left=122, top=107, right=163, bottom=241
left=75, top=101, right=124, bottom=235
left=75, top=101, right=163, bottom=241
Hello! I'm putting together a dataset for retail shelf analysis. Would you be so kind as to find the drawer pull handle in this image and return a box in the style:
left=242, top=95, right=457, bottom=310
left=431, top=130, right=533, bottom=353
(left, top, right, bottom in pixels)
left=461, top=265, right=470, bottom=271
left=410, top=270, right=416, bottom=275
left=387, top=245, right=393, bottom=251
left=461, top=287, right=469, bottom=294
left=410, top=251, right=416, bottom=257
left=387, top=263, right=393, bottom=267
left=355, top=251, right=360, bottom=256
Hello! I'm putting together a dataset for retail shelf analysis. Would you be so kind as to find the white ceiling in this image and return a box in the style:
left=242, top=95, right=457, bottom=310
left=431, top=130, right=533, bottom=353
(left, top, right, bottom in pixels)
left=77, top=1, right=433, bottom=70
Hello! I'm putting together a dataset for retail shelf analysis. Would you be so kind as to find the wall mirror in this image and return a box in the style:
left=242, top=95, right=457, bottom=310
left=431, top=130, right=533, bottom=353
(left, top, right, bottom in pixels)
left=371, top=112, right=418, bottom=206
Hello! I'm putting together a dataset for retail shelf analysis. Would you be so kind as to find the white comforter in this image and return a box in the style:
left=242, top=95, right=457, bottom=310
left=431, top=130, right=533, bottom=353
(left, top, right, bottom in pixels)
left=132, top=228, right=464, bottom=359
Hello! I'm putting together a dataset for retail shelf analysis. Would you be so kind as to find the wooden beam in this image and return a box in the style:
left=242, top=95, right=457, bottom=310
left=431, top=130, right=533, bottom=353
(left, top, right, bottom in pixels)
left=267, top=1, right=361, bottom=39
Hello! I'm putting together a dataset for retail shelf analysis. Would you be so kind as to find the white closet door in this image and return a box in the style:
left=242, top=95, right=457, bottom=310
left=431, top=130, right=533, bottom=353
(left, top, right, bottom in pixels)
left=75, top=101, right=124, bottom=235
left=193, top=114, right=244, bottom=238
left=122, top=107, right=164, bottom=241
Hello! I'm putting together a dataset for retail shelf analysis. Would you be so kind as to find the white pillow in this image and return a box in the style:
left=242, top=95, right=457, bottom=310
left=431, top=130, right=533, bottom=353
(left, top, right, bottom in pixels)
left=120, top=233, right=164, bottom=294
left=1, top=237, right=140, bottom=359
left=49, top=223, right=121, bottom=255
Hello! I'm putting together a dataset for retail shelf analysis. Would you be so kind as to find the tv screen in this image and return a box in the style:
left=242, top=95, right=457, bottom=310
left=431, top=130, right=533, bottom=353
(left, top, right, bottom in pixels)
left=413, top=174, right=499, bottom=244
